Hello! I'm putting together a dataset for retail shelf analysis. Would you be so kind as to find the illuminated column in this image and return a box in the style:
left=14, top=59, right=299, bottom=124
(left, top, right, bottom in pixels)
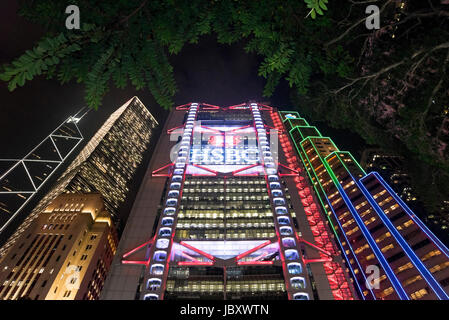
left=142, top=103, right=199, bottom=300
left=249, top=103, right=309, bottom=300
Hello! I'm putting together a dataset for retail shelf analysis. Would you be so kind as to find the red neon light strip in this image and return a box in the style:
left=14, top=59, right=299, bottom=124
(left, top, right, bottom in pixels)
left=175, top=103, right=192, bottom=110
left=279, top=173, right=298, bottom=177
left=178, top=261, right=214, bottom=266
left=297, top=236, right=333, bottom=257
left=202, top=103, right=221, bottom=110
left=264, top=124, right=277, bottom=131
left=231, top=163, right=260, bottom=175
left=303, top=258, right=333, bottom=264
left=237, top=261, right=274, bottom=265
left=278, top=163, right=299, bottom=174
left=180, top=251, right=200, bottom=262
left=251, top=251, right=269, bottom=262
left=189, top=164, right=219, bottom=175
left=200, top=125, right=225, bottom=134
left=121, top=260, right=148, bottom=265
left=167, top=125, right=185, bottom=134
left=259, top=104, right=273, bottom=110
left=235, top=240, right=272, bottom=261
left=270, top=110, right=354, bottom=300
left=179, top=241, right=216, bottom=261
left=152, top=163, right=173, bottom=177
left=228, top=125, right=251, bottom=134
left=227, top=103, right=247, bottom=110
left=122, top=239, right=154, bottom=259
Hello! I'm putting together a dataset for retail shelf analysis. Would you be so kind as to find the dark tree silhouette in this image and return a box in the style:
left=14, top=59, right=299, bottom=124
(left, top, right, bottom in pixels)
left=1, top=0, right=448, bottom=210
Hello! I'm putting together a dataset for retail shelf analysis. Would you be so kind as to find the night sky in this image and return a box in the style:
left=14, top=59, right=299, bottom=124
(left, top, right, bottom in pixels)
left=0, top=0, right=366, bottom=157
left=0, top=0, right=366, bottom=241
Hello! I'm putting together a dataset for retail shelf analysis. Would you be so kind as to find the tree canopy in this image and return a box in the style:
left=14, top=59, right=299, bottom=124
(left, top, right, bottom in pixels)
left=1, top=0, right=448, bottom=210
left=0, top=0, right=334, bottom=110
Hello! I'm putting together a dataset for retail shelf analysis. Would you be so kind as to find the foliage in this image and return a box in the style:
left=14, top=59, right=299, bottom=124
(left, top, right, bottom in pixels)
left=292, top=1, right=449, bottom=210
left=1, top=0, right=333, bottom=110
left=304, top=0, right=329, bottom=19
left=1, top=0, right=448, bottom=210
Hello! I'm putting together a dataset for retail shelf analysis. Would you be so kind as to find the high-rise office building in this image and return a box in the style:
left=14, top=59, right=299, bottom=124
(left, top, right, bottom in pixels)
left=0, top=107, right=87, bottom=235
left=0, top=97, right=159, bottom=258
left=361, top=150, right=449, bottom=234
left=101, top=102, right=356, bottom=301
left=284, top=111, right=449, bottom=299
left=0, top=193, right=117, bottom=300
left=361, top=150, right=418, bottom=206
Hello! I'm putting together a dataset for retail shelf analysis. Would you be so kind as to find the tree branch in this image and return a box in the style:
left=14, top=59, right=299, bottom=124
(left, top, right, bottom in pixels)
left=333, top=42, right=449, bottom=94
left=119, top=0, right=149, bottom=24
left=325, top=0, right=393, bottom=47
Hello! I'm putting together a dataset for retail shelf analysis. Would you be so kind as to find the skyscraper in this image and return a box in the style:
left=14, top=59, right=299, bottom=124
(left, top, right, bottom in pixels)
left=101, top=102, right=355, bottom=300
left=0, top=193, right=117, bottom=300
left=0, top=108, right=87, bottom=234
left=361, top=150, right=449, bottom=236
left=284, top=111, right=449, bottom=299
left=361, top=150, right=419, bottom=208
left=0, top=97, right=159, bottom=259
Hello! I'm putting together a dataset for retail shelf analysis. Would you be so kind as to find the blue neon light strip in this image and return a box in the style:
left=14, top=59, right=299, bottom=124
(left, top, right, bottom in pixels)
left=326, top=168, right=410, bottom=300
left=365, top=172, right=449, bottom=260
left=306, top=142, right=408, bottom=298
left=295, top=144, right=373, bottom=299
left=296, top=140, right=379, bottom=299
left=322, top=195, right=373, bottom=300
left=359, top=172, right=449, bottom=300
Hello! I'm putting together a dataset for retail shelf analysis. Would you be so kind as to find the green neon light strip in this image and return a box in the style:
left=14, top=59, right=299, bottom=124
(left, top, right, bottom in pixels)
left=289, top=125, right=322, bottom=140
left=290, top=135, right=339, bottom=236
left=284, top=119, right=310, bottom=131
left=281, top=111, right=367, bottom=174
left=296, top=143, right=330, bottom=211
left=279, top=115, right=335, bottom=229
left=278, top=111, right=301, bottom=123
left=282, top=111, right=370, bottom=241
left=276, top=112, right=334, bottom=231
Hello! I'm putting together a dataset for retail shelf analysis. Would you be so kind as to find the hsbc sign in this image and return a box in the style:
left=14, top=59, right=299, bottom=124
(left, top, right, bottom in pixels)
left=169, top=120, right=279, bottom=173
left=190, top=146, right=259, bottom=165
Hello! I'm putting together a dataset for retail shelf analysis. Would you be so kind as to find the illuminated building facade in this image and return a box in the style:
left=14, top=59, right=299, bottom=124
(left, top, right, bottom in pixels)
left=0, top=193, right=117, bottom=300
left=0, top=97, right=158, bottom=258
left=101, top=103, right=355, bottom=300
left=283, top=111, right=449, bottom=300
left=361, top=150, right=449, bottom=235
